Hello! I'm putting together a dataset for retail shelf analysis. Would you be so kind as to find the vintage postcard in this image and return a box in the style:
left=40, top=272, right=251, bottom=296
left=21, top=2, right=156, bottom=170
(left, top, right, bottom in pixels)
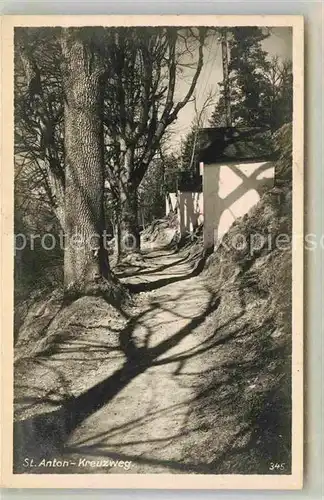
left=1, top=15, right=303, bottom=489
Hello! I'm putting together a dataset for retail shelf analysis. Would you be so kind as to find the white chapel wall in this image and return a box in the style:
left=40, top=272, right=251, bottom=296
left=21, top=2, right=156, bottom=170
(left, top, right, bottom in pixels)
left=203, top=160, right=275, bottom=248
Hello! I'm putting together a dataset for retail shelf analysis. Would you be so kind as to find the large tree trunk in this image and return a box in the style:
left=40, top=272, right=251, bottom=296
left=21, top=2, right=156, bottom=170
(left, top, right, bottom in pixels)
left=118, top=148, right=140, bottom=255
left=119, top=178, right=140, bottom=255
left=61, top=29, right=110, bottom=296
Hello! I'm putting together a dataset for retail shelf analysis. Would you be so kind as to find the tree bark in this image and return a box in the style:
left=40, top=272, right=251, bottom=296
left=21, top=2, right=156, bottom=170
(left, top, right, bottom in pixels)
left=116, top=146, right=141, bottom=255
left=119, top=177, right=140, bottom=255
left=61, top=29, right=110, bottom=295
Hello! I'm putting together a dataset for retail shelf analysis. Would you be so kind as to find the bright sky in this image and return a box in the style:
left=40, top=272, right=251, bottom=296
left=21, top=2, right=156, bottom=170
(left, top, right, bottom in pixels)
left=170, top=27, right=293, bottom=152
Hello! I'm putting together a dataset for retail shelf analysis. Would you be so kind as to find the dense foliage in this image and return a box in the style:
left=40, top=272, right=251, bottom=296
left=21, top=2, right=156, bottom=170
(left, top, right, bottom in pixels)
left=209, top=28, right=292, bottom=130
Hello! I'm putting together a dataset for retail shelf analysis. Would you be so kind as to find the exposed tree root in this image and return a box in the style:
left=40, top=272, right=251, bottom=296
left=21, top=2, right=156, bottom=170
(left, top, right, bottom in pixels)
left=63, top=273, right=130, bottom=310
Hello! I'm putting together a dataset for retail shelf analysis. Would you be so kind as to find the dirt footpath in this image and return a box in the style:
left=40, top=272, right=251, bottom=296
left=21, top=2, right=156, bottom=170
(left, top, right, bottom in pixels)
left=14, top=247, right=290, bottom=475
left=64, top=249, right=219, bottom=474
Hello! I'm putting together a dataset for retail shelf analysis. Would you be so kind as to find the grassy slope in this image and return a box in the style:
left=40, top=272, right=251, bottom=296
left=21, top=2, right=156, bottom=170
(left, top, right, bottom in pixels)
left=182, top=124, right=293, bottom=473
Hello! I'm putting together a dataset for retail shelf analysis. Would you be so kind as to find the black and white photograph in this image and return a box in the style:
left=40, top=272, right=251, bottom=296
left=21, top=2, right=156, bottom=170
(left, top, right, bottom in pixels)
left=1, top=15, right=304, bottom=489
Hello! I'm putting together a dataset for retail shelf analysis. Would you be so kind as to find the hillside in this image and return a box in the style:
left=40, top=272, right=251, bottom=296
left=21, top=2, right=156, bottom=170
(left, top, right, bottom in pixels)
left=13, top=124, right=293, bottom=474
left=184, top=124, right=293, bottom=472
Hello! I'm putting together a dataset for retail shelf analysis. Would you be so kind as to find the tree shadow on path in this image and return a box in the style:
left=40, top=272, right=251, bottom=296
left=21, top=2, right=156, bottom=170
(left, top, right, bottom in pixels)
left=125, top=249, right=212, bottom=293
left=14, top=291, right=221, bottom=472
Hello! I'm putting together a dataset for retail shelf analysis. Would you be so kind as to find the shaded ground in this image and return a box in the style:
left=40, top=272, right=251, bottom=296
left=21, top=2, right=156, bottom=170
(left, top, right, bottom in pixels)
left=14, top=124, right=292, bottom=475
left=14, top=244, right=291, bottom=475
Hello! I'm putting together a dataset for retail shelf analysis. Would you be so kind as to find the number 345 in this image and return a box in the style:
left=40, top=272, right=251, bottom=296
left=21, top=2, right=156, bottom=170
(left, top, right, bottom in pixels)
left=269, top=462, right=285, bottom=471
